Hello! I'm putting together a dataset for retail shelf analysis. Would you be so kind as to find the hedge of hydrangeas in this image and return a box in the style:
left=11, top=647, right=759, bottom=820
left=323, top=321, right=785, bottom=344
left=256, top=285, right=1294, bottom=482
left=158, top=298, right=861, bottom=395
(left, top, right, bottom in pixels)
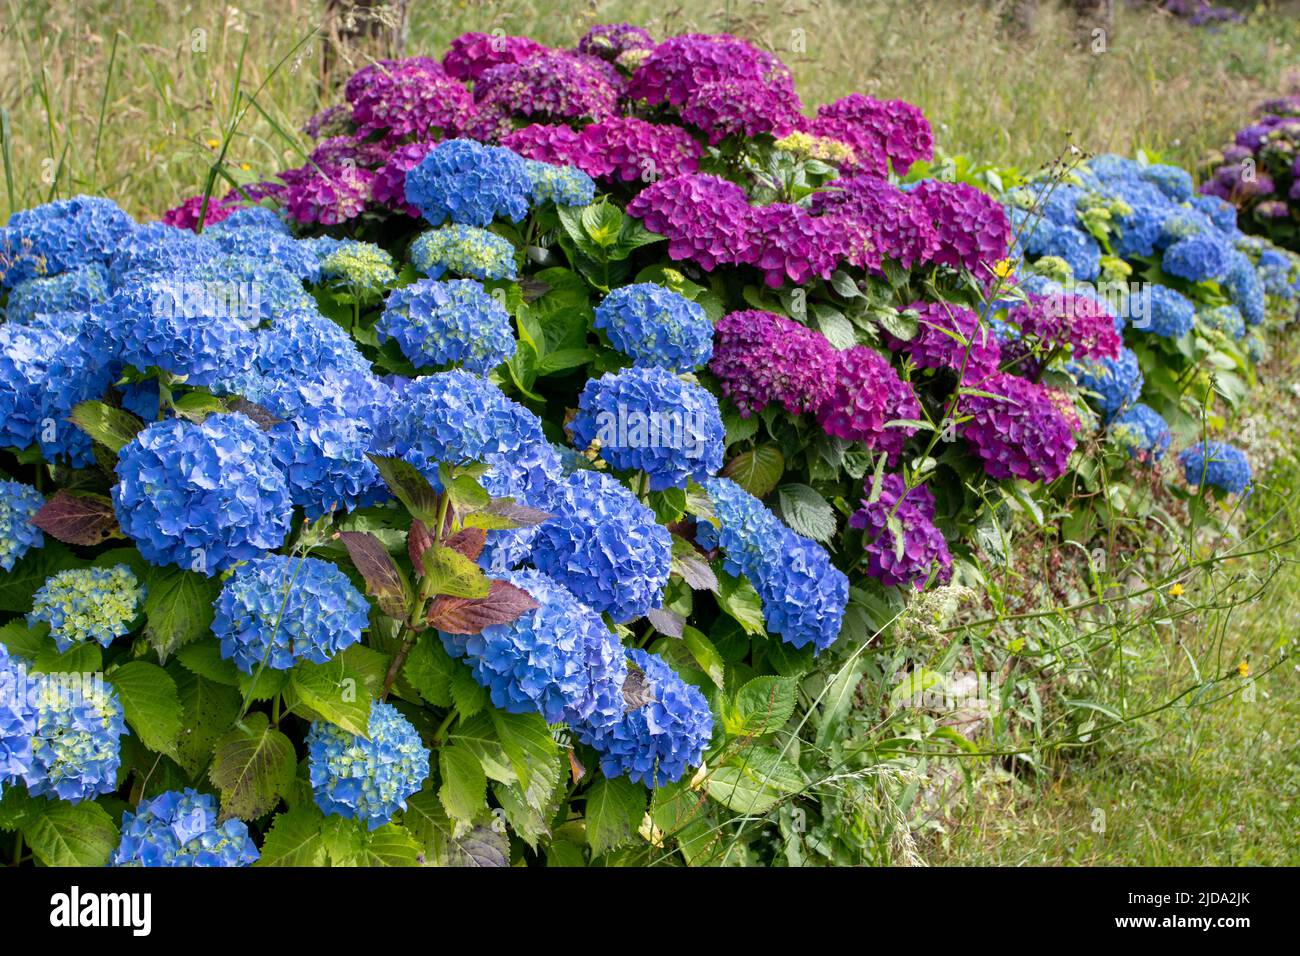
left=0, top=23, right=1296, bottom=868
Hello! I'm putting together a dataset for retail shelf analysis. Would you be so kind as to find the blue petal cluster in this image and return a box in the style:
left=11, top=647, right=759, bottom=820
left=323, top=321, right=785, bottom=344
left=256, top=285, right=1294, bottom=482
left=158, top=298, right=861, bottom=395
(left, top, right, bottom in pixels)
left=207, top=226, right=321, bottom=283
left=1196, top=304, right=1246, bottom=339
left=576, top=648, right=712, bottom=788
left=269, top=405, right=387, bottom=519
left=1223, top=252, right=1266, bottom=327
left=0, top=645, right=35, bottom=799
left=307, top=700, right=430, bottom=829
left=697, top=476, right=849, bottom=652
left=113, top=788, right=260, bottom=867
left=1178, top=441, right=1252, bottom=494
left=209, top=205, right=289, bottom=234
left=24, top=677, right=125, bottom=803
left=1123, top=283, right=1194, bottom=339
left=1, top=195, right=134, bottom=287
left=214, top=555, right=369, bottom=673
left=524, top=160, right=597, bottom=207
left=1140, top=163, right=1194, bottom=202
left=404, top=139, right=532, bottom=227
left=528, top=469, right=672, bottom=622
left=0, top=480, right=44, bottom=572
left=1162, top=232, right=1232, bottom=282
left=28, top=565, right=145, bottom=653
left=113, top=413, right=292, bottom=575
left=6, top=263, right=110, bottom=323
left=1109, top=403, right=1171, bottom=463
left=106, top=223, right=222, bottom=286
left=377, top=278, right=516, bottom=374
left=569, top=366, right=725, bottom=491
left=440, top=568, right=628, bottom=726
left=593, top=283, right=713, bottom=371
left=1068, top=347, right=1143, bottom=420
left=409, top=225, right=518, bottom=281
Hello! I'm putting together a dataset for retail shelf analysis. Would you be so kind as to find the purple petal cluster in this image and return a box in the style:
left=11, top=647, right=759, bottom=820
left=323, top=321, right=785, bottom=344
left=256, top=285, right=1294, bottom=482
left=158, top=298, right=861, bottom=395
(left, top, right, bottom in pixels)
left=814, top=345, right=922, bottom=459
left=709, top=309, right=836, bottom=417
left=958, top=371, right=1077, bottom=482
left=886, top=301, right=1001, bottom=378
left=849, top=473, right=952, bottom=588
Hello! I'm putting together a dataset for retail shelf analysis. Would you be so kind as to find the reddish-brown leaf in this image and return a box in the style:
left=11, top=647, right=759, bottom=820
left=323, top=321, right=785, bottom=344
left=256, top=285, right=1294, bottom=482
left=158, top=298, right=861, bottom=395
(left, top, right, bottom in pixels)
left=339, top=531, right=410, bottom=618
left=426, top=580, right=540, bottom=635
left=32, top=491, right=121, bottom=546
left=406, top=519, right=435, bottom=572
left=446, top=526, right=487, bottom=562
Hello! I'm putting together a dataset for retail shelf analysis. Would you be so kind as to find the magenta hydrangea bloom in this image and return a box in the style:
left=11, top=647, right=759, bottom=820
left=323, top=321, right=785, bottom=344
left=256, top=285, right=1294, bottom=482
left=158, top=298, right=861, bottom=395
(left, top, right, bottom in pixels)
left=442, top=32, right=546, bottom=82
left=886, top=301, right=1001, bottom=377
left=501, top=124, right=589, bottom=169
left=308, top=135, right=390, bottom=170
left=849, top=473, right=952, bottom=588
left=910, top=179, right=1011, bottom=281
left=815, top=345, right=921, bottom=459
left=958, top=371, right=1076, bottom=483
left=472, top=50, right=621, bottom=128
left=577, top=23, right=655, bottom=61
left=347, top=58, right=474, bottom=142
left=680, top=77, right=802, bottom=145
left=285, top=164, right=375, bottom=225
left=741, top=203, right=846, bottom=287
left=1009, top=291, right=1122, bottom=361
left=578, top=117, right=702, bottom=184
left=302, top=103, right=352, bottom=140
left=628, top=33, right=796, bottom=107
left=371, top=141, right=435, bottom=216
left=710, top=309, right=837, bottom=417
left=626, top=173, right=752, bottom=271
left=809, top=176, right=939, bottom=269
left=161, top=195, right=237, bottom=231
left=809, top=94, right=934, bottom=176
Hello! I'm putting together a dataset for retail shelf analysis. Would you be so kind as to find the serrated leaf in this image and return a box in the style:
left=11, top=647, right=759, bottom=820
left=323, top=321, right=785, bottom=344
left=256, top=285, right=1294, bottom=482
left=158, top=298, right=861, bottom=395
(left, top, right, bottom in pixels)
left=0, top=542, right=79, bottom=613
left=358, top=823, right=422, bottom=866
left=69, top=400, right=144, bottom=453
left=290, top=658, right=373, bottom=737
left=175, top=640, right=240, bottom=686
left=777, top=483, right=838, bottom=543
left=439, top=744, right=487, bottom=824
left=584, top=776, right=646, bottom=856
left=717, top=571, right=767, bottom=637
left=426, top=579, right=540, bottom=634
left=174, top=669, right=242, bottom=778
left=722, top=444, right=784, bottom=498
left=462, top=498, right=554, bottom=531
left=209, top=713, right=297, bottom=821
left=445, top=526, right=486, bottom=562
left=256, top=803, right=327, bottom=866
left=646, top=606, right=685, bottom=638
left=19, top=801, right=118, bottom=867
left=109, top=661, right=184, bottom=758
left=726, top=675, right=797, bottom=736
left=31, top=490, right=121, bottom=546
left=142, top=566, right=219, bottom=662
left=404, top=633, right=456, bottom=707
left=0, top=619, right=53, bottom=660
left=450, top=664, right=487, bottom=719
left=671, top=535, right=719, bottom=592
left=368, top=454, right=440, bottom=523
left=422, top=544, right=490, bottom=600
left=681, top=625, right=725, bottom=689
left=339, top=531, right=411, bottom=619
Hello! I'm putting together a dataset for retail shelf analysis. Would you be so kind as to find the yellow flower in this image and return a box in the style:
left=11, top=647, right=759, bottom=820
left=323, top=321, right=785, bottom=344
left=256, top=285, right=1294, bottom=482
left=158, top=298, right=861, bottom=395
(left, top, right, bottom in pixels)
left=1169, top=583, right=1184, bottom=597
left=239, top=162, right=251, bottom=171
left=206, top=137, right=221, bottom=149
left=992, top=258, right=1014, bottom=279
left=1237, top=661, right=1250, bottom=678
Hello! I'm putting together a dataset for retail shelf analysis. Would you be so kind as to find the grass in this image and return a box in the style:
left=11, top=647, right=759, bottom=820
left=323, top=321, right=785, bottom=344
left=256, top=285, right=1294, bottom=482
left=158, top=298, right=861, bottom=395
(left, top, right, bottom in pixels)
left=2, top=1, right=1299, bottom=220
left=0, top=0, right=1297, bottom=865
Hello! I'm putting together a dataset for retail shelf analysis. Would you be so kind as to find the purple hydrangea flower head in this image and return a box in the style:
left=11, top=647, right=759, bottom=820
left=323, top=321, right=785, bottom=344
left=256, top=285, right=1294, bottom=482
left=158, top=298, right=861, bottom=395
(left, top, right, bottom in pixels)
left=910, top=179, right=1011, bottom=281
left=113, top=788, right=259, bottom=867
left=473, top=50, right=621, bottom=126
left=501, top=124, right=588, bottom=168
left=570, top=366, right=726, bottom=492
left=886, top=300, right=1001, bottom=378
left=627, top=33, right=795, bottom=108
left=284, top=163, right=375, bottom=226
left=1178, top=441, right=1251, bottom=494
left=442, top=32, right=546, bottom=82
left=809, top=176, right=938, bottom=269
left=372, top=141, right=436, bottom=216
left=377, top=278, right=515, bottom=374
left=1008, top=290, right=1122, bottom=360
left=814, top=345, right=921, bottom=459
left=578, top=117, right=702, bottom=184
left=113, top=413, right=293, bottom=575
left=680, top=77, right=803, bottom=144
left=577, top=23, right=654, bottom=61
left=594, top=282, right=712, bottom=371
left=1109, top=403, right=1171, bottom=464
left=307, top=700, right=430, bottom=829
left=159, top=195, right=237, bottom=231
left=576, top=647, right=712, bottom=788
left=741, top=202, right=846, bottom=287
left=809, top=94, right=934, bottom=176
left=958, top=371, right=1077, bottom=482
left=214, top=555, right=369, bottom=673
left=527, top=469, right=671, bottom=622
left=347, top=57, right=473, bottom=142
left=0, top=480, right=43, bottom=572
left=709, top=310, right=837, bottom=417
left=440, top=567, right=628, bottom=726
left=849, top=473, right=952, bottom=588
left=626, top=173, right=753, bottom=271
left=404, top=139, right=532, bottom=227
left=697, top=476, right=848, bottom=652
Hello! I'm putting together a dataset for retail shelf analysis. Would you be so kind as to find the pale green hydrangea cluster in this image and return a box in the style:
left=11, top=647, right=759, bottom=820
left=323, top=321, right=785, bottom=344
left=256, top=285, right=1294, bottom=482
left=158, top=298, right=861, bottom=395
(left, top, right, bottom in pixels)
left=409, top=223, right=518, bottom=281
left=27, top=564, right=145, bottom=652
left=319, top=240, right=398, bottom=291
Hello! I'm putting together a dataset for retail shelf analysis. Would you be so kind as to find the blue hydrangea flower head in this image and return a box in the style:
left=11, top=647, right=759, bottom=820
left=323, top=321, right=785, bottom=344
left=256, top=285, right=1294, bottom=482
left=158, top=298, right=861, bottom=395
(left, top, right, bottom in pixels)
left=0, top=480, right=44, bottom=572
left=207, top=226, right=321, bottom=283
left=1178, top=441, right=1251, bottom=494
left=1, top=195, right=134, bottom=287
left=1109, top=403, right=1170, bottom=463
left=106, top=223, right=222, bottom=286
left=698, top=476, right=848, bottom=652
left=440, top=568, right=628, bottom=726
left=231, top=305, right=372, bottom=400
left=113, top=413, right=293, bottom=575
left=1257, top=248, right=1296, bottom=299
left=1139, top=163, right=1193, bottom=202
left=569, top=366, right=725, bottom=491
left=576, top=647, right=712, bottom=788
left=316, top=239, right=397, bottom=291
left=113, top=788, right=260, bottom=867
left=1190, top=194, right=1238, bottom=233
left=6, top=263, right=110, bottom=323
left=527, top=469, right=672, bottom=623
left=307, top=700, right=430, bottom=829
left=209, top=205, right=289, bottom=234
left=28, top=565, right=146, bottom=653
left=378, top=278, right=516, bottom=374
left=1196, top=304, right=1246, bottom=339
left=524, top=160, right=597, bottom=207
left=24, top=676, right=125, bottom=802
left=594, top=283, right=713, bottom=371
left=1158, top=207, right=1214, bottom=247
left=269, top=406, right=387, bottom=519
left=409, top=225, right=518, bottom=281
left=214, top=555, right=369, bottom=673
left=404, top=139, right=532, bottom=227
left=0, top=645, right=35, bottom=799
left=1068, top=348, right=1143, bottom=420
left=1162, top=232, right=1232, bottom=282
left=0, top=323, right=51, bottom=453
left=1222, top=252, right=1266, bottom=327
left=1123, top=283, right=1194, bottom=338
